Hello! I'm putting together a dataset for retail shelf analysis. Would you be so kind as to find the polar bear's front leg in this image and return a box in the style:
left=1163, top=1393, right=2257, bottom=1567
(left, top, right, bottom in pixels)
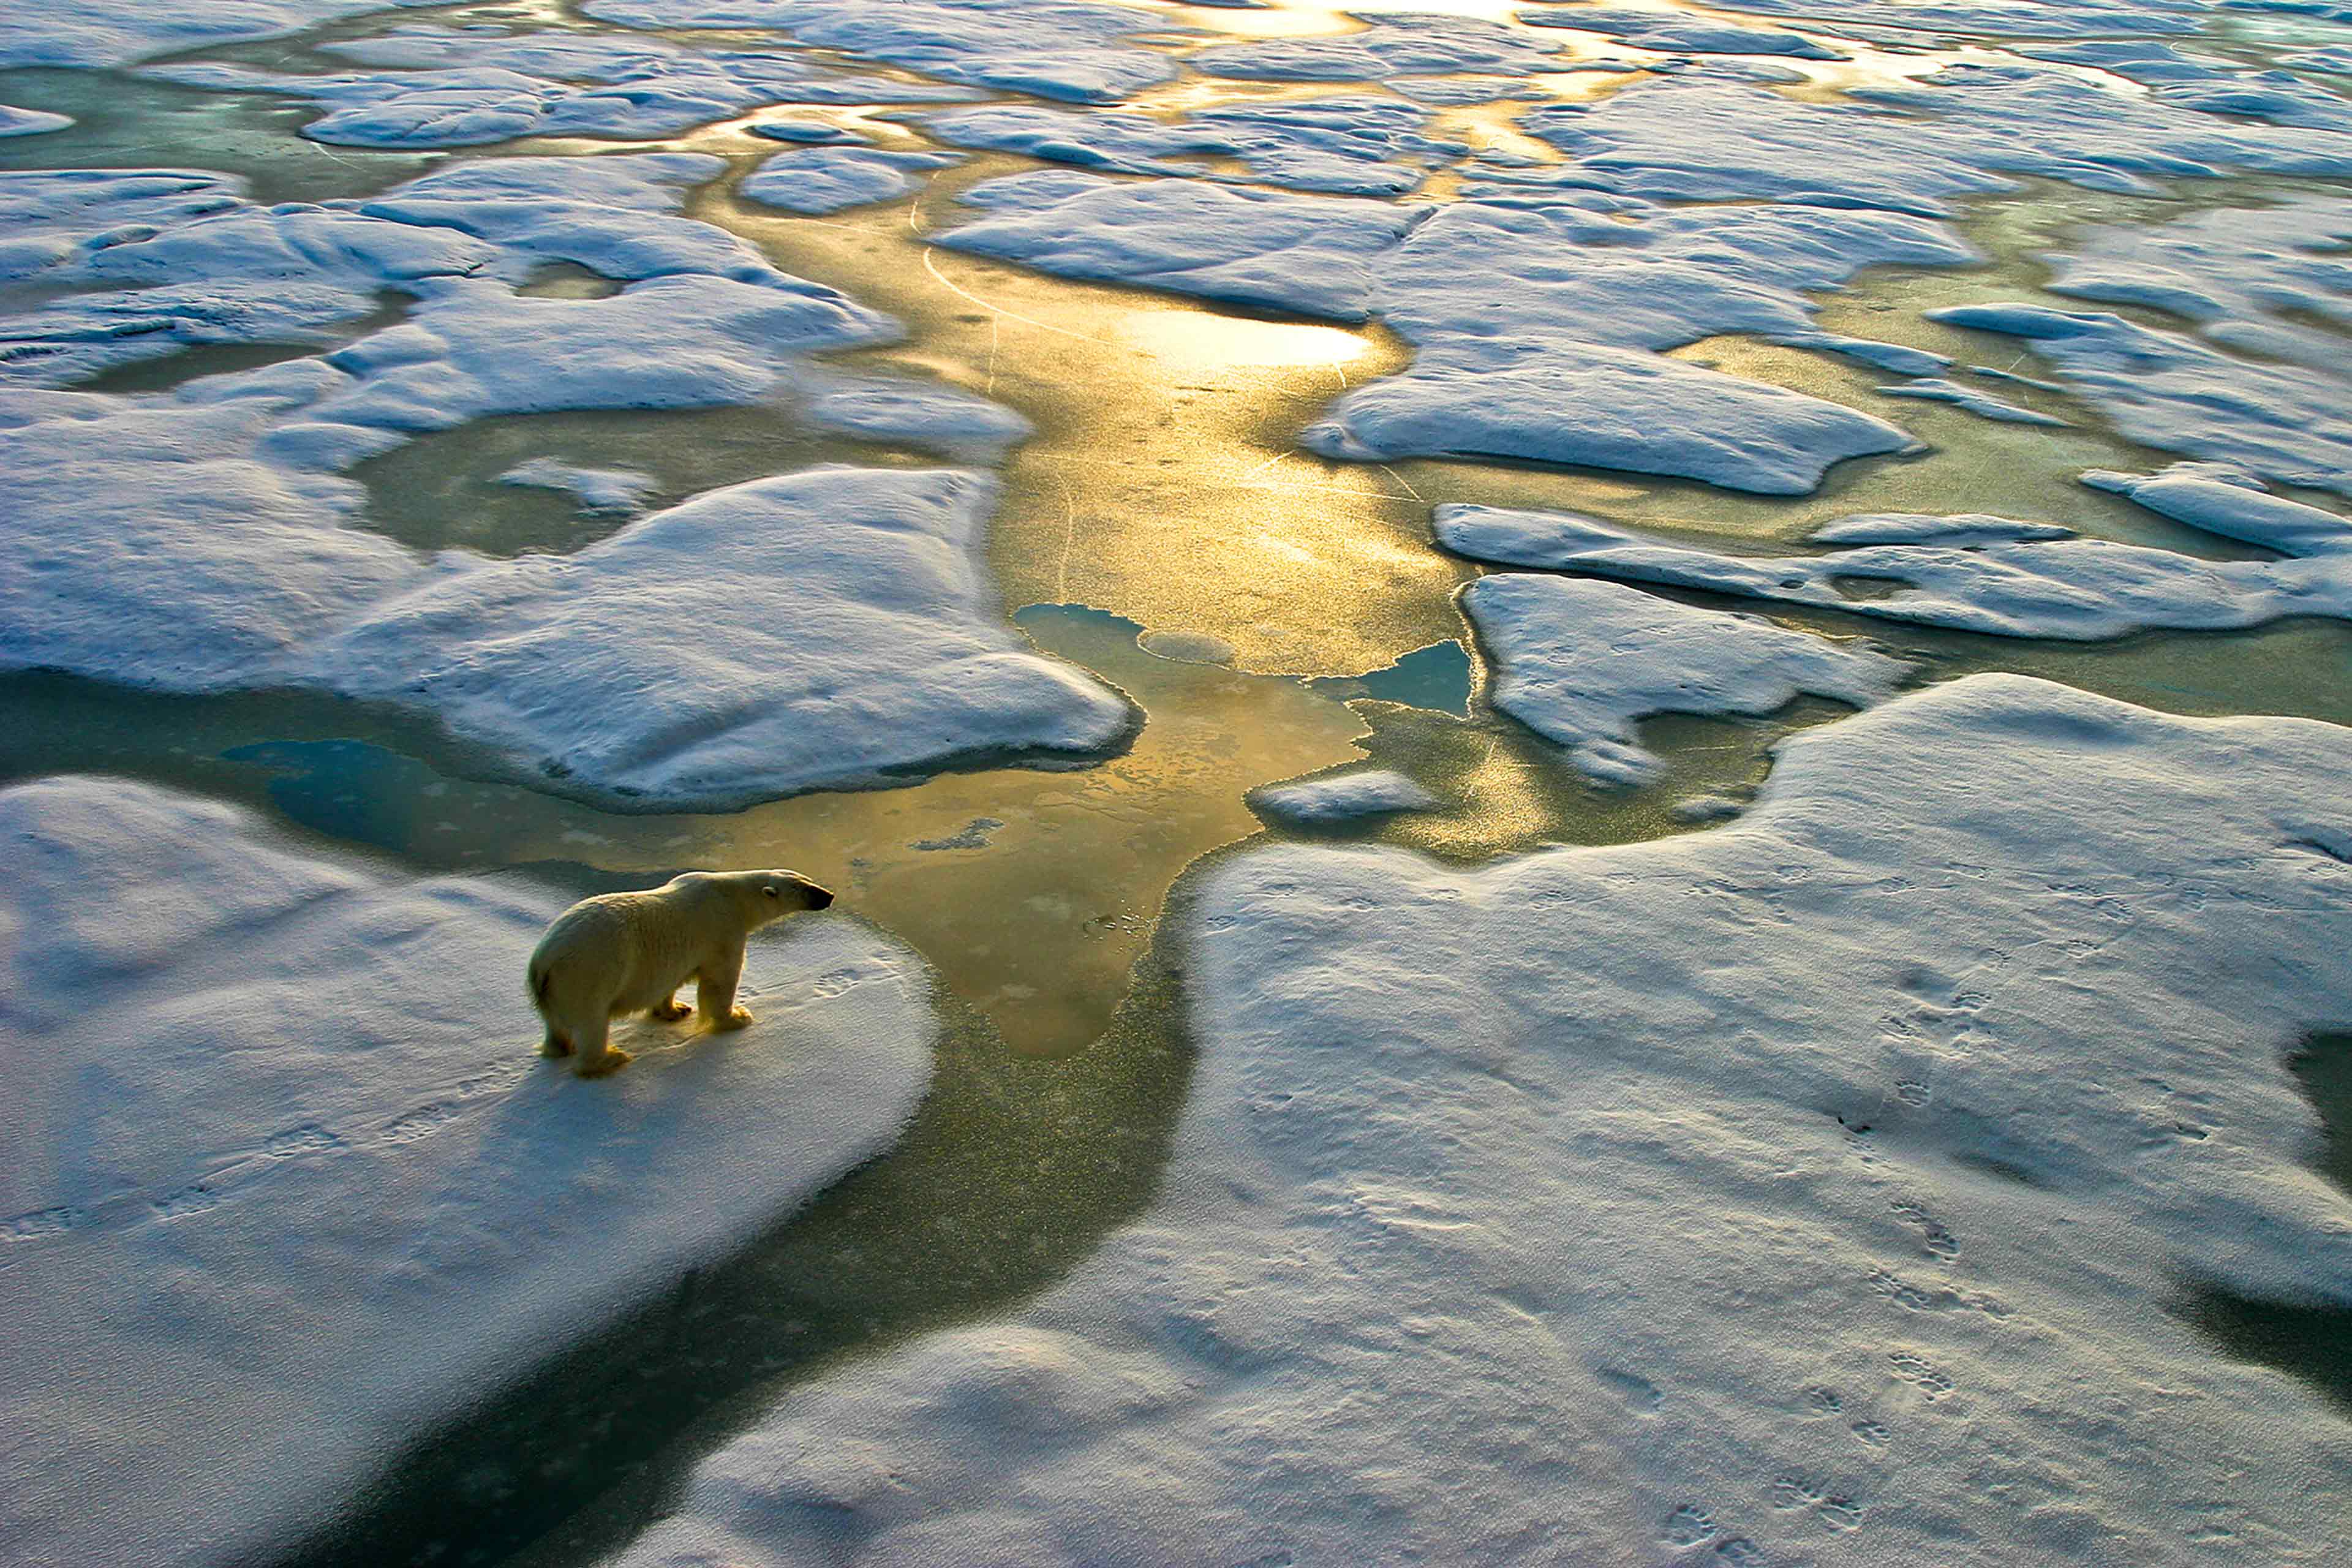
left=697, top=944, right=753, bottom=1030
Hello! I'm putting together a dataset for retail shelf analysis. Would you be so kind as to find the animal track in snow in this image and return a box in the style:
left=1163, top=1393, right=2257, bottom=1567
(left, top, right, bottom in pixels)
left=1662, top=1503, right=1717, bottom=1546
left=1596, top=1366, right=1664, bottom=1412
left=4, top=1207, right=83, bottom=1241
left=1804, top=1385, right=1842, bottom=1415
left=265, top=1123, right=345, bottom=1158
left=1889, top=1351, right=1955, bottom=1400
left=1850, top=1419, right=1891, bottom=1446
left=1890, top=1199, right=1959, bottom=1259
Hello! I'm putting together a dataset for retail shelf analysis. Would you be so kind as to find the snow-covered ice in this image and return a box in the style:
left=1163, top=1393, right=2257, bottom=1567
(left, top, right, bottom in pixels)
left=1188, top=13, right=1580, bottom=82
left=1463, top=573, right=1911, bottom=783
left=918, top=97, right=1458, bottom=197
left=940, top=178, right=1966, bottom=490
left=1432, top=472, right=2352, bottom=641
left=1523, top=68, right=2352, bottom=215
left=1874, top=375, right=2069, bottom=426
left=739, top=146, right=960, bottom=214
left=1521, top=6, right=1849, bottom=59
left=938, top=173, right=1420, bottom=322
left=1248, top=768, right=1439, bottom=824
left=0, top=775, right=938, bottom=1568
left=307, top=467, right=1136, bottom=806
left=585, top=0, right=1184, bottom=104
left=151, top=34, right=979, bottom=149
left=0, top=0, right=434, bottom=69
left=0, top=104, right=70, bottom=137
left=496, top=458, right=661, bottom=514
left=609, top=674, right=2352, bottom=1568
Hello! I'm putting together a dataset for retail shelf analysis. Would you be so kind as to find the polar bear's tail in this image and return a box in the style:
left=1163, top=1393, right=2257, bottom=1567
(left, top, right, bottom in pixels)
left=528, top=953, right=552, bottom=1010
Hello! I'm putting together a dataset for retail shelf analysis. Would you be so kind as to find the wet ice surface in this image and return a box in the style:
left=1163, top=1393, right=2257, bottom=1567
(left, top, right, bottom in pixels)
left=1462, top=573, right=1911, bottom=782
left=0, top=775, right=936, bottom=1568
left=1434, top=464, right=2352, bottom=640
left=616, top=678, right=2352, bottom=1568
left=7, top=0, right=2352, bottom=1562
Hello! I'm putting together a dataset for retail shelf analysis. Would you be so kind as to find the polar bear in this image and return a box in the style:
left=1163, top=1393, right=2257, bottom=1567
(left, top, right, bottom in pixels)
left=528, top=870, right=835, bottom=1077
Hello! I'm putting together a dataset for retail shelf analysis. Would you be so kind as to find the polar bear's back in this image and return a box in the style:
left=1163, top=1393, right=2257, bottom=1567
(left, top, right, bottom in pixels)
left=529, top=887, right=710, bottom=1012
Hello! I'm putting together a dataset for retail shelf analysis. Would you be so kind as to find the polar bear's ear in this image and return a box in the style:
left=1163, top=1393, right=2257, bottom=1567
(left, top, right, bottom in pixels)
left=760, top=884, right=780, bottom=898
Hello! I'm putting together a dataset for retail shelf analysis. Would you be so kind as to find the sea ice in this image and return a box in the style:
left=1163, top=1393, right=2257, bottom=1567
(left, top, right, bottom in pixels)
left=739, top=147, right=960, bottom=214
left=609, top=674, right=2352, bottom=1568
left=496, top=457, right=660, bottom=514
left=0, top=0, right=436, bottom=68
left=1874, top=376, right=2069, bottom=426
left=918, top=97, right=1456, bottom=197
left=1432, top=473, right=2352, bottom=641
left=1248, top=769, right=1439, bottom=824
left=1521, top=6, right=1849, bottom=59
left=937, top=173, right=1421, bottom=322
left=304, top=468, right=1137, bottom=806
left=1523, top=67, right=2352, bottom=214
left=940, top=178, right=1962, bottom=490
left=0, top=775, right=938, bottom=1568
left=1928, top=302, right=2352, bottom=496
left=585, top=0, right=1183, bottom=104
left=1188, top=13, right=1578, bottom=81
left=0, top=104, right=70, bottom=137
left=1463, top=574, right=1910, bottom=782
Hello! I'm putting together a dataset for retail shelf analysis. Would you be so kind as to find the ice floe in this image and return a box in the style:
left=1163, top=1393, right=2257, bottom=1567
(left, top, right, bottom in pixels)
left=938, top=172, right=1420, bottom=321
left=150, top=39, right=976, bottom=149
left=1433, top=465, right=2352, bottom=641
left=1874, top=375, right=2068, bottom=426
left=1248, top=768, right=1439, bottom=824
left=1928, top=302, right=2352, bottom=496
left=739, top=146, right=960, bottom=214
left=1188, top=12, right=1580, bottom=81
left=586, top=0, right=1184, bottom=104
left=496, top=457, right=660, bottom=514
left=918, top=97, right=1459, bottom=197
left=1523, top=67, right=2352, bottom=214
left=0, top=104, right=70, bottom=137
left=610, top=674, right=2352, bottom=1568
left=1521, top=5, right=1849, bottom=59
left=0, top=774, right=937, bottom=1568
left=0, top=0, right=434, bottom=69
left=1463, top=573, right=1911, bottom=782
left=940, top=176, right=1962, bottom=490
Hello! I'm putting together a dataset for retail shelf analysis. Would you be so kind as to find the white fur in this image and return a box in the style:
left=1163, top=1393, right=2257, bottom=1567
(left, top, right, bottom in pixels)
left=527, top=870, right=832, bottom=1076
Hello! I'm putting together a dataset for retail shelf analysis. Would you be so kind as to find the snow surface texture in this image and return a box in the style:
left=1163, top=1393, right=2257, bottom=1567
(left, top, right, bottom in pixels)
left=1927, top=195, right=2352, bottom=492
left=0, top=104, right=70, bottom=137
left=1462, top=574, right=1911, bottom=784
left=917, top=98, right=1462, bottom=198
left=306, top=467, right=1135, bottom=806
left=940, top=176, right=1966, bottom=491
left=612, top=676, right=2352, bottom=1567
left=1431, top=464, right=2352, bottom=641
left=739, top=147, right=960, bottom=214
left=584, top=0, right=1184, bottom=104
left=1521, top=5, right=1849, bottom=60
left=496, top=458, right=660, bottom=514
left=151, top=28, right=981, bottom=149
left=1522, top=67, right=2352, bottom=215
left=0, top=398, right=1131, bottom=802
left=0, top=0, right=435, bottom=68
left=0, top=775, right=938, bottom=1568
left=1186, top=13, right=1581, bottom=81
left=1247, top=769, right=1439, bottom=824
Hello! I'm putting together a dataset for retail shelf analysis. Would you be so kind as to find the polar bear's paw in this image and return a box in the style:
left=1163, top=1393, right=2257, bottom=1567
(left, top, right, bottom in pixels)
left=714, top=1007, right=754, bottom=1031
left=648, top=998, right=691, bottom=1022
left=540, top=1033, right=573, bottom=1058
left=576, top=1047, right=633, bottom=1077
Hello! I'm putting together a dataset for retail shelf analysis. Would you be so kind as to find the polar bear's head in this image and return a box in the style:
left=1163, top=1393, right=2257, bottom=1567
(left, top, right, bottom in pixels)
left=695, top=868, right=835, bottom=926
